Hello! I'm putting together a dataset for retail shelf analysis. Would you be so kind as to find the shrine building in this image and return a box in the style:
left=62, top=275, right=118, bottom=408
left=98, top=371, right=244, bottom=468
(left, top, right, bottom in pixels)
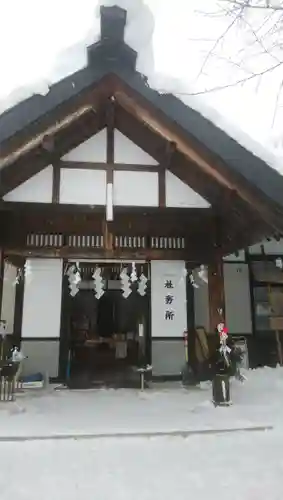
left=1, top=6, right=283, bottom=385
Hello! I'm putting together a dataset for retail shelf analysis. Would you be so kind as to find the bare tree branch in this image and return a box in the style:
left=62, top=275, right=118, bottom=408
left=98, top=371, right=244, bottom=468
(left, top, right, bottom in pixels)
left=222, top=0, right=283, bottom=11
left=191, top=0, right=283, bottom=127
left=195, top=10, right=245, bottom=80
left=175, top=61, right=283, bottom=95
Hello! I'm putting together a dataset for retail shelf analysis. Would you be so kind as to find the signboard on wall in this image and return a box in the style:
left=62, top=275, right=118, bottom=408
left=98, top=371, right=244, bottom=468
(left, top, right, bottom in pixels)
left=151, top=261, right=187, bottom=337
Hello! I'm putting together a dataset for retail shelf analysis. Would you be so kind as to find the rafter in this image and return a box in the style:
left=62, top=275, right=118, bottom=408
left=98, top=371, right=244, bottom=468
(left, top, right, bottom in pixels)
left=0, top=111, right=105, bottom=197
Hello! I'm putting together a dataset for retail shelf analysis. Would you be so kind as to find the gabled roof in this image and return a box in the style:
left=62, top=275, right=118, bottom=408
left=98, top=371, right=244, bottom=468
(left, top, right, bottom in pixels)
left=0, top=5, right=283, bottom=246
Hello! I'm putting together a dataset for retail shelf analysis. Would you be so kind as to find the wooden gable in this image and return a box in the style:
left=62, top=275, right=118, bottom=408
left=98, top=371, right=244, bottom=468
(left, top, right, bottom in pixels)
left=0, top=5, right=283, bottom=261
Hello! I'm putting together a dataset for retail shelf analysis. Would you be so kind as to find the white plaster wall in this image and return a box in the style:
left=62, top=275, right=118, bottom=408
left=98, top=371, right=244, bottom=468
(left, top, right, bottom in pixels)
left=60, top=169, right=106, bottom=205
left=21, top=341, right=60, bottom=378
left=114, top=130, right=158, bottom=165
left=151, top=261, right=187, bottom=337
left=62, top=129, right=107, bottom=162
left=165, top=171, right=210, bottom=208
left=22, top=259, right=63, bottom=338
left=3, top=166, right=53, bottom=203
left=1, top=263, right=17, bottom=334
left=224, top=263, right=253, bottom=335
left=194, top=283, right=210, bottom=332
left=113, top=171, right=158, bottom=206
left=152, top=340, right=185, bottom=376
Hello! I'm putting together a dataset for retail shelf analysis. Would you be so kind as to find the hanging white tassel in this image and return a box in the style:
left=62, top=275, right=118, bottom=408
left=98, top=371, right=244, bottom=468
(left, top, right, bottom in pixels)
left=275, top=257, right=283, bottom=269
left=92, top=267, right=105, bottom=300
left=66, top=265, right=75, bottom=277
left=130, top=262, right=138, bottom=282
left=69, top=285, right=79, bottom=297
left=13, top=268, right=24, bottom=286
left=189, top=273, right=199, bottom=289
left=68, top=266, right=81, bottom=297
left=120, top=268, right=132, bottom=299
left=137, top=273, right=148, bottom=296
left=221, top=380, right=226, bottom=401
left=198, top=264, right=208, bottom=284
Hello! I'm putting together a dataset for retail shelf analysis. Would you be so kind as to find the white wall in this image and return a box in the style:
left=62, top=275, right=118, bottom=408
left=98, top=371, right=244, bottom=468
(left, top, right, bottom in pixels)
left=113, top=171, right=159, bottom=206
left=62, top=129, right=107, bottom=162
left=60, top=169, right=106, bottom=205
left=151, top=261, right=187, bottom=337
left=22, top=259, right=63, bottom=338
left=165, top=170, right=210, bottom=208
left=62, top=129, right=158, bottom=165
left=3, top=166, right=53, bottom=203
left=224, top=263, right=253, bottom=334
left=1, top=263, right=17, bottom=334
left=114, top=130, right=158, bottom=165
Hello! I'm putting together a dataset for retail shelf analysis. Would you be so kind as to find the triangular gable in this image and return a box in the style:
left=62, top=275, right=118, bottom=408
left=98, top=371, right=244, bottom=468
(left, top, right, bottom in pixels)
left=114, top=130, right=158, bottom=165
left=3, top=166, right=53, bottom=202
left=165, top=170, right=210, bottom=208
left=62, top=129, right=107, bottom=162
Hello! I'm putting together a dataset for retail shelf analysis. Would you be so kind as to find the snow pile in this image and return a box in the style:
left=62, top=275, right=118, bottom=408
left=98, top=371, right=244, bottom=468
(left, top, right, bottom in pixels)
left=0, top=0, right=282, bottom=175
left=0, top=366, right=282, bottom=439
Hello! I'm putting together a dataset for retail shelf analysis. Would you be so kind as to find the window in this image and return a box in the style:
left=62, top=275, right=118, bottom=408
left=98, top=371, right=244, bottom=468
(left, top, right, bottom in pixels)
left=251, top=261, right=283, bottom=334
left=251, top=261, right=283, bottom=284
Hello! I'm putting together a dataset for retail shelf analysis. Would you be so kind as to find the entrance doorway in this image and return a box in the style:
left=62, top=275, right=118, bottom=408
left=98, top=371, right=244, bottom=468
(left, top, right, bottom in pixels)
left=59, top=262, right=150, bottom=388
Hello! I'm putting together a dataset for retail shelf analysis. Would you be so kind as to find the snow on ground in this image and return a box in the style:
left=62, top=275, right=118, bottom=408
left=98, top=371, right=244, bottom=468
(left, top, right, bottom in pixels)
left=0, top=367, right=282, bottom=499
left=0, top=367, right=282, bottom=438
left=1, top=428, right=283, bottom=500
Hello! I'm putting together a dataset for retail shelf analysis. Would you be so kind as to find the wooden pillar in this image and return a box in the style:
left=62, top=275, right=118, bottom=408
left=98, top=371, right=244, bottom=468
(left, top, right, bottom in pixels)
left=208, top=258, right=225, bottom=333
left=208, top=214, right=226, bottom=333
left=158, top=142, right=176, bottom=208
left=52, top=162, right=61, bottom=204
left=0, top=250, right=4, bottom=320
left=104, top=97, right=115, bottom=251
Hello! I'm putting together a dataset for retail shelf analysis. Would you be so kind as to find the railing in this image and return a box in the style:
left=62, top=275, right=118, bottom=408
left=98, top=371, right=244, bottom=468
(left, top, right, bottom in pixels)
left=26, top=233, right=186, bottom=250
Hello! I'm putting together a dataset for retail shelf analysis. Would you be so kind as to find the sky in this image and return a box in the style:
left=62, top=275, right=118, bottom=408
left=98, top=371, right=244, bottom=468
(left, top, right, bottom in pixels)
left=0, top=0, right=282, bottom=152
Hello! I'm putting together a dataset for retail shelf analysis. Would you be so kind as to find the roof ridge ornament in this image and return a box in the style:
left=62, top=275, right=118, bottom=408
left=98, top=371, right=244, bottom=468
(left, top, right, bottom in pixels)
left=100, top=6, right=127, bottom=44
left=87, top=6, right=137, bottom=71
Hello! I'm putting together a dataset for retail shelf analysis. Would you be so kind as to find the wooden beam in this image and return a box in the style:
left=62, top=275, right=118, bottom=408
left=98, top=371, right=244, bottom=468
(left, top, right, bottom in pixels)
left=158, top=142, right=175, bottom=207
left=5, top=246, right=209, bottom=263
left=104, top=97, right=115, bottom=249
left=158, top=169, right=166, bottom=208
left=0, top=201, right=213, bottom=217
left=208, top=258, right=225, bottom=333
left=0, top=111, right=105, bottom=197
left=0, top=76, right=113, bottom=164
left=52, top=163, right=61, bottom=204
left=106, top=98, right=115, bottom=166
left=59, top=160, right=160, bottom=172
left=0, top=249, right=4, bottom=321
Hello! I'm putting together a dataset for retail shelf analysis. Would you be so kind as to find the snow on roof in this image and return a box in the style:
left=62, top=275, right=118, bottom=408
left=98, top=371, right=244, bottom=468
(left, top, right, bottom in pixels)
left=0, top=0, right=282, bottom=176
